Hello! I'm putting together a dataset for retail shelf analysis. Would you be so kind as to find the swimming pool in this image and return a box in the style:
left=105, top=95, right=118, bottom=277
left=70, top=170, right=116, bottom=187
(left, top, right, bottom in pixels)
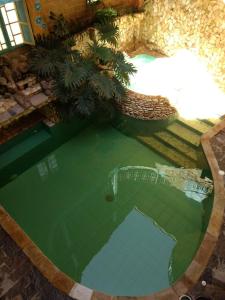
left=0, top=115, right=213, bottom=296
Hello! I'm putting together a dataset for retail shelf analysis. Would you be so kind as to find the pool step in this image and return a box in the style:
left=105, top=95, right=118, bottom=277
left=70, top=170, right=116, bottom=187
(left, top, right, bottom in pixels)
left=137, top=135, right=198, bottom=169
left=201, top=117, right=221, bottom=127
left=154, top=131, right=198, bottom=161
left=0, top=127, right=51, bottom=170
left=166, top=122, right=201, bottom=147
left=177, top=117, right=212, bottom=135
left=135, top=116, right=220, bottom=169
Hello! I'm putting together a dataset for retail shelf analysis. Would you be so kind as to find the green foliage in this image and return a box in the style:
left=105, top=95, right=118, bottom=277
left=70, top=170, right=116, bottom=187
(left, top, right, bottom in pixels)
left=95, top=8, right=117, bottom=22
left=30, top=9, right=136, bottom=120
left=94, top=8, right=118, bottom=46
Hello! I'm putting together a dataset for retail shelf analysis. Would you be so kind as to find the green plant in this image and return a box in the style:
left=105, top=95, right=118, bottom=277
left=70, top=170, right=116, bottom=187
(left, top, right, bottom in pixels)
left=30, top=9, right=136, bottom=120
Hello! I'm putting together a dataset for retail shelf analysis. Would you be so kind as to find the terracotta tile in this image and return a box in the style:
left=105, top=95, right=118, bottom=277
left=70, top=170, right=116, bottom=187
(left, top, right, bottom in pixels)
left=194, top=232, right=216, bottom=266
left=154, top=288, right=177, bottom=300
left=116, top=297, right=138, bottom=300
left=0, top=215, right=30, bottom=250
left=52, top=271, right=75, bottom=295
left=172, top=275, right=192, bottom=296
left=23, top=243, right=45, bottom=266
left=184, top=260, right=202, bottom=284
left=0, top=206, right=6, bottom=221
left=207, top=207, right=224, bottom=239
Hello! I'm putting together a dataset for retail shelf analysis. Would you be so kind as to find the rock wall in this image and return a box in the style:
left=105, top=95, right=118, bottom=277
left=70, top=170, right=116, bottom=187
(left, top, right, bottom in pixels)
left=116, top=13, right=144, bottom=51
left=140, top=0, right=225, bottom=91
left=74, top=13, right=144, bottom=54
left=116, top=90, right=177, bottom=120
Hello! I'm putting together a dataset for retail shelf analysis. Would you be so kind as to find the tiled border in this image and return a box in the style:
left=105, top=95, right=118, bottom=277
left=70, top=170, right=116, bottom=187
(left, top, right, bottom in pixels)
left=1, top=119, right=225, bottom=300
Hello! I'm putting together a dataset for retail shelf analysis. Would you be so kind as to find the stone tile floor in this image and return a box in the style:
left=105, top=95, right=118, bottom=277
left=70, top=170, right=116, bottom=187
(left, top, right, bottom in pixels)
left=0, top=131, right=225, bottom=300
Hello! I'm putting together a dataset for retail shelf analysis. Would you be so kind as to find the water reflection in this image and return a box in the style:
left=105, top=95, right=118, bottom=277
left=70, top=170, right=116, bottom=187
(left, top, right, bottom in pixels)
left=37, top=154, right=59, bottom=180
left=108, top=164, right=213, bottom=203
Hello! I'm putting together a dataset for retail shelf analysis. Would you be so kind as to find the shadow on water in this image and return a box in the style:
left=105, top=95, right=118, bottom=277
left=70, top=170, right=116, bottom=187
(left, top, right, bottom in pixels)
left=113, top=112, right=176, bottom=137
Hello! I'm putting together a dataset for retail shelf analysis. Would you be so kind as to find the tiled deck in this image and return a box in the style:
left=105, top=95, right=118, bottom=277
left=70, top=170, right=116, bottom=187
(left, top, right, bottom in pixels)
left=1, top=126, right=225, bottom=300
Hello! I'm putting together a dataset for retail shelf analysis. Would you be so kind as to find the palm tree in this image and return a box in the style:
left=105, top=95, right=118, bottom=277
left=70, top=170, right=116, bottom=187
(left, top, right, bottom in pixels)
left=30, top=8, right=136, bottom=119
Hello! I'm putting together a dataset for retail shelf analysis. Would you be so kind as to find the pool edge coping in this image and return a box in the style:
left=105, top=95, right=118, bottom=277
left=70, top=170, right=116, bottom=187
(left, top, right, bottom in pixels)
left=1, top=118, right=225, bottom=300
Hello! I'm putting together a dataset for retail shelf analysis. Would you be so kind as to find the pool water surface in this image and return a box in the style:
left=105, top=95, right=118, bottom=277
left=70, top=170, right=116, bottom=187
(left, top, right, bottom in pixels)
left=0, top=122, right=213, bottom=296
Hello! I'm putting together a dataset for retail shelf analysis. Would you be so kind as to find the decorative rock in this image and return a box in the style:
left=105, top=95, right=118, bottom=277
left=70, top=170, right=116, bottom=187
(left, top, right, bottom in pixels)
left=13, top=94, right=31, bottom=108
left=0, top=111, right=11, bottom=123
left=0, top=77, right=7, bottom=86
left=17, top=76, right=37, bottom=90
left=116, top=90, right=177, bottom=120
left=21, top=83, right=42, bottom=97
left=8, top=104, right=24, bottom=116
left=30, top=93, right=48, bottom=107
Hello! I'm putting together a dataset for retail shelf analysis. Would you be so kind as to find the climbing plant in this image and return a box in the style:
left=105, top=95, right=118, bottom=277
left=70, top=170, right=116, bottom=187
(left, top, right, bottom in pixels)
left=30, top=8, right=136, bottom=119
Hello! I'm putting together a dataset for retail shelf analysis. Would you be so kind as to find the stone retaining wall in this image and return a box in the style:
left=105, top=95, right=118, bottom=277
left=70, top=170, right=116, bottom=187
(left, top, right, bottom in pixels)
left=116, top=90, right=177, bottom=120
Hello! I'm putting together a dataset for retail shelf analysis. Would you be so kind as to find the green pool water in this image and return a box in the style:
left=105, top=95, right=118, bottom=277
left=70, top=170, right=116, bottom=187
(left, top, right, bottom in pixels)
left=0, top=120, right=213, bottom=296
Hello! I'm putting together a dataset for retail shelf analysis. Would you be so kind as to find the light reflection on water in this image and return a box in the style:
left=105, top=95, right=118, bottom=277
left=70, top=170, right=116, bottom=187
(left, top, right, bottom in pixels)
left=81, top=208, right=176, bottom=296
left=107, top=164, right=213, bottom=203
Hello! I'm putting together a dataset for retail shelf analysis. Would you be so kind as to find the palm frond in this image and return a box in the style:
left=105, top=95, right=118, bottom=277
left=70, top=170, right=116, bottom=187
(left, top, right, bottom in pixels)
left=49, top=12, right=71, bottom=38
left=34, top=34, right=61, bottom=49
left=30, top=47, right=63, bottom=77
left=76, top=89, right=96, bottom=116
left=95, top=8, right=117, bottom=24
left=112, top=78, right=127, bottom=100
left=53, top=80, right=74, bottom=103
left=59, top=61, right=89, bottom=89
left=89, top=73, right=115, bottom=99
left=89, top=42, right=115, bottom=63
left=95, top=22, right=119, bottom=46
left=112, top=52, right=137, bottom=85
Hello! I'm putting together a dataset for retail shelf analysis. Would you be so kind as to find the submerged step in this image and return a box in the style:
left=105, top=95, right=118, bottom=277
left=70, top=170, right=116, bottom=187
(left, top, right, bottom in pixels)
left=137, top=135, right=198, bottom=169
left=167, top=122, right=201, bottom=147
left=177, top=117, right=212, bottom=134
left=0, top=128, right=51, bottom=170
left=154, top=131, right=198, bottom=161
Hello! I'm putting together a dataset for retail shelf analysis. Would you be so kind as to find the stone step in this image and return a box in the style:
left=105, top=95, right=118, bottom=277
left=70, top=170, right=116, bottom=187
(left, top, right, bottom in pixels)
left=177, top=117, right=212, bottom=134
left=137, top=135, right=198, bottom=169
left=201, top=117, right=221, bottom=127
left=154, top=131, right=198, bottom=161
left=167, top=122, right=201, bottom=147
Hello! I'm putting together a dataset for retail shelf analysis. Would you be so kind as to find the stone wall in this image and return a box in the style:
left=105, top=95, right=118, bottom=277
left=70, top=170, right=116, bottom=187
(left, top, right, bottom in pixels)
left=74, top=13, right=144, bottom=54
left=116, top=90, right=177, bottom=120
left=115, top=13, right=144, bottom=52
left=140, top=0, right=225, bottom=92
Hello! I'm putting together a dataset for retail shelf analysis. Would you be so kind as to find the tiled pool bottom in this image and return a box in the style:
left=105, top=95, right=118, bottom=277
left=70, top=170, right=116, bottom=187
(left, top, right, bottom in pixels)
left=0, top=124, right=213, bottom=296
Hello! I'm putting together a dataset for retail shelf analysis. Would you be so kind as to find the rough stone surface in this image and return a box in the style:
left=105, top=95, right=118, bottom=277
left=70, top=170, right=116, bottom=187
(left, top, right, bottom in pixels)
left=141, top=0, right=225, bottom=92
left=29, top=93, right=49, bottom=107
left=116, top=90, right=177, bottom=120
left=74, top=13, right=144, bottom=55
